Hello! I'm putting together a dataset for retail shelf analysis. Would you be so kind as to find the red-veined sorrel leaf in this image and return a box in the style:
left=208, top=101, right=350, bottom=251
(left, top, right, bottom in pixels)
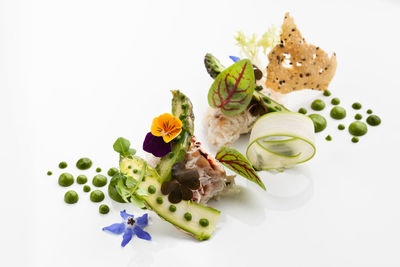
left=208, top=59, right=255, bottom=116
left=216, top=147, right=266, bottom=190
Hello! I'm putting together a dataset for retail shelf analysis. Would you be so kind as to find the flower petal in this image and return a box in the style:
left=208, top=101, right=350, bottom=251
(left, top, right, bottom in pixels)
left=229, top=55, right=241, bottom=62
left=161, top=181, right=179, bottom=195
left=143, top=132, right=172, bottom=157
left=133, top=226, right=152, bottom=241
left=136, top=213, right=149, bottom=228
left=120, top=210, right=134, bottom=220
left=162, top=127, right=182, bottom=143
left=121, top=227, right=134, bottom=247
left=168, top=185, right=183, bottom=204
left=102, top=222, right=126, bottom=234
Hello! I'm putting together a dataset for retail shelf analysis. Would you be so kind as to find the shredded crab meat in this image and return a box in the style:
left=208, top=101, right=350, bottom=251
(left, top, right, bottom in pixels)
left=184, top=136, right=236, bottom=204
left=204, top=107, right=258, bottom=148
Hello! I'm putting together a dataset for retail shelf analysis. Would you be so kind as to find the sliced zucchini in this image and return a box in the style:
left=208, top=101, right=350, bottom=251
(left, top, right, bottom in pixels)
left=121, top=157, right=220, bottom=241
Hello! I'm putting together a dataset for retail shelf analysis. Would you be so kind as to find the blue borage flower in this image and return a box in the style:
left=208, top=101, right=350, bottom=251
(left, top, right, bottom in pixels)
left=103, top=210, right=151, bottom=247
left=229, top=55, right=241, bottom=62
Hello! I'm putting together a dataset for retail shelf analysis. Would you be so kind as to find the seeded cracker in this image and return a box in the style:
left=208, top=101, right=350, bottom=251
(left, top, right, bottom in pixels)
left=266, top=13, right=337, bottom=93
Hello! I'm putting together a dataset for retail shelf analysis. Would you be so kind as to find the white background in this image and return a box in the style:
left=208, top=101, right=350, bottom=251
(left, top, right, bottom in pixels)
left=1, top=0, right=400, bottom=266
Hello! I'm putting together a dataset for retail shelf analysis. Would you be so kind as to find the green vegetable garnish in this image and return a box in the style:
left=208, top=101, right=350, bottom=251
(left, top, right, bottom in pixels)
left=76, top=158, right=92, bottom=170
left=77, top=175, right=88, bottom=184
left=349, top=121, right=368, bottom=136
left=311, top=99, right=325, bottom=111
left=216, top=147, right=265, bottom=190
left=208, top=59, right=255, bottom=116
left=90, top=190, right=105, bottom=203
left=99, top=204, right=110, bottom=214
left=113, top=137, right=137, bottom=158
left=366, top=115, right=381, bottom=126
left=308, top=114, right=327, bottom=132
left=92, top=174, right=108, bottom=187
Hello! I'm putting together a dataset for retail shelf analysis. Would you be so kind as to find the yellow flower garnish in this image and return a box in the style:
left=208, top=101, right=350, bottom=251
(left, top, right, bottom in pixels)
left=151, top=113, right=182, bottom=143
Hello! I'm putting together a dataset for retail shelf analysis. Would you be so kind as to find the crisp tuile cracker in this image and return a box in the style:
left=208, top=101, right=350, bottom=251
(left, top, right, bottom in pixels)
left=266, top=12, right=337, bottom=94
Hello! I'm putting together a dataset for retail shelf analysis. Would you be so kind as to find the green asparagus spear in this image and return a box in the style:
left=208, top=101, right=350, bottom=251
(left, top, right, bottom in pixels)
left=253, top=91, right=289, bottom=113
left=204, top=53, right=225, bottom=79
left=156, top=90, right=194, bottom=183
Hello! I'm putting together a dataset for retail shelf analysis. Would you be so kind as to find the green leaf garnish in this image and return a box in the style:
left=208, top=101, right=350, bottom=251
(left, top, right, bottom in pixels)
left=113, top=137, right=136, bottom=157
left=216, top=147, right=266, bottom=190
left=208, top=59, right=255, bottom=116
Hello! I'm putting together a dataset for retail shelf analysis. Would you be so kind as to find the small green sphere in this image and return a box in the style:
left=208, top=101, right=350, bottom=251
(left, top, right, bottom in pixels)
left=366, top=115, right=381, bottom=126
left=47, top=171, right=52, bottom=176
left=58, top=173, right=74, bottom=187
left=59, top=161, right=68, bottom=169
left=83, top=185, right=91, bottom=192
left=354, top=113, right=362, bottom=120
left=107, top=167, right=118, bottom=177
left=338, top=124, right=345, bottom=130
left=96, top=167, right=102, bottom=173
left=76, top=175, right=88, bottom=184
left=349, top=121, right=368, bottom=136
left=90, top=190, right=105, bottom=202
left=323, top=90, right=331, bottom=97
left=184, top=212, right=192, bottom=221
left=367, top=109, right=373, bottom=114
left=352, top=102, right=362, bottom=110
left=330, top=106, right=347, bottom=120
left=156, top=197, right=163, bottom=204
left=76, top=158, right=92, bottom=170
left=325, top=135, right=332, bottom=141
left=148, top=185, right=156, bottom=194
left=331, top=98, right=340, bottom=105
left=311, top=99, right=326, bottom=111
left=99, top=204, right=110, bottom=214
left=64, top=190, right=79, bottom=204
left=352, top=136, right=359, bottom=143
left=92, top=174, right=108, bottom=187
left=199, top=218, right=209, bottom=227
left=298, top=107, right=307, bottom=114
left=308, top=114, right=327, bottom=133
left=169, top=205, right=176, bottom=212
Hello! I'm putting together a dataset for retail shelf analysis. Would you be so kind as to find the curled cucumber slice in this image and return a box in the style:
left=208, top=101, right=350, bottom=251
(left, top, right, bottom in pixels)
left=246, top=112, right=316, bottom=170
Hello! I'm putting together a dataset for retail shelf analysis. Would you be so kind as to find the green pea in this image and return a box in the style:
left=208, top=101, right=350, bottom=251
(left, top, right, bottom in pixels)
left=354, top=113, right=362, bottom=120
left=330, top=106, right=346, bottom=120
left=348, top=121, right=368, bottom=136
left=338, top=124, right=345, bottom=130
left=199, top=218, right=209, bottom=227
left=352, top=137, right=359, bottom=143
left=90, top=190, right=105, bottom=202
left=148, top=185, right=156, bottom=194
left=298, top=107, right=307, bottom=114
left=352, top=102, right=362, bottom=110
left=59, top=161, right=68, bottom=169
left=76, top=175, right=88, bottom=184
left=92, top=174, right=107, bottom=187
left=96, top=167, right=102, bottom=173
left=76, top=157, right=92, bottom=170
left=367, top=109, right=373, bottom=114
left=325, top=135, right=332, bottom=141
left=184, top=212, right=192, bottom=221
left=323, top=90, right=331, bottom=97
left=47, top=171, right=52, bottom=176
left=156, top=197, right=163, bottom=204
left=308, top=114, right=327, bottom=133
left=311, top=99, right=325, bottom=111
left=107, top=167, right=118, bottom=177
left=83, top=185, right=91, bottom=192
left=133, top=169, right=138, bottom=173
left=331, top=98, right=340, bottom=105
left=64, top=190, right=79, bottom=204
left=169, top=205, right=176, bottom=212
left=99, top=204, right=110, bottom=214
left=366, top=115, right=381, bottom=126
left=58, top=173, right=74, bottom=187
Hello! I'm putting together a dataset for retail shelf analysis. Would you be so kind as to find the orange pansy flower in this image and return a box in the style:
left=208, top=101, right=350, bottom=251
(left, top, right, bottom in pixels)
left=151, top=113, right=182, bottom=143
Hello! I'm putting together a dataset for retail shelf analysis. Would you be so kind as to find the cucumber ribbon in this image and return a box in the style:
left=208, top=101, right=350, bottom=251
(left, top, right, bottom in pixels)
left=246, top=112, right=316, bottom=170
